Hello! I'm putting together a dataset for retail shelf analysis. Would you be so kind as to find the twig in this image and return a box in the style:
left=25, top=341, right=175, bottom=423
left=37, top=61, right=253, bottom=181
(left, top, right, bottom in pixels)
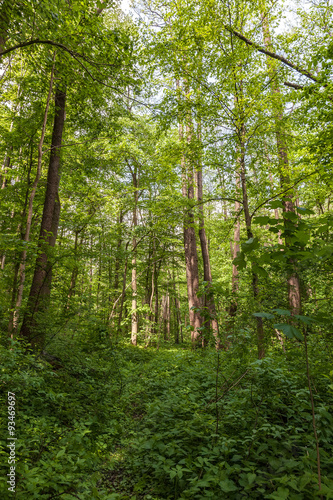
left=205, top=369, right=250, bottom=408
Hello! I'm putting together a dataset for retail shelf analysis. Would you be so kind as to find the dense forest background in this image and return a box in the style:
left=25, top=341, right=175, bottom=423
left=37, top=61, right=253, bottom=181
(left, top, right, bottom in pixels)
left=0, top=0, right=333, bottom=498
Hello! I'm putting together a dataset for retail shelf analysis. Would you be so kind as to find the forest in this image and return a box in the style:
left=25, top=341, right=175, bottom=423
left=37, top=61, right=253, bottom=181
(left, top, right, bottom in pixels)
left=0, top=0, right=333, bottom=498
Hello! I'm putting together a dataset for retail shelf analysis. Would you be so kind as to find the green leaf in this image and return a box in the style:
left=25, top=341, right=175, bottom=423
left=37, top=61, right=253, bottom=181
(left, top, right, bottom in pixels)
left=274, top=323, right=304, bottom=341
left=253, top=216, right=270, bottom=225
left=283, top=211, right=298, bottom=221
left=268, top=200, right=284, bottom=209
left=269, top=227, right=281, bottom=234
left=247, top=473, right=257, bottom=485
left=267, top=487, right=290, bottom=500
left=294, top=231, right=310, bottom=246
left=272, top=309, right=291, bottom=316
left=296, top=207, right=315, bottom=215
left=252, top=263, right=268, bottom=278
left=253, top=312, right=275, bottom=319
left=241, top=237, right=260, bottom=253
left=233, top=251, right=246, bottom=270
left=219, top=479, right=238, bottom=492
left=294, top=315, right=316, bottom=325
left=56, top=448, right=66, bottom=458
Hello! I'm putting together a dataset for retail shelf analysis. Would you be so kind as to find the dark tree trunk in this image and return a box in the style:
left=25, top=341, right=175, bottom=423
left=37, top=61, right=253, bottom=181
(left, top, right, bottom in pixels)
left=12, top=62, right=55, bottom=332
left=20, top=87, right=66, bottom=348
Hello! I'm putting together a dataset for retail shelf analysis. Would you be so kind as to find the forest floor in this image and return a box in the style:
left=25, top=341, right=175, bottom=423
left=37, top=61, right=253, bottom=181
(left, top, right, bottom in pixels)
left=1, top=335, right=333, bottom=499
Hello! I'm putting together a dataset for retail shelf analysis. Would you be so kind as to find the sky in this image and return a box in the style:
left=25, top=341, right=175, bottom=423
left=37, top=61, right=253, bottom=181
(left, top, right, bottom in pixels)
left=121, top=0, right=131, bottom=13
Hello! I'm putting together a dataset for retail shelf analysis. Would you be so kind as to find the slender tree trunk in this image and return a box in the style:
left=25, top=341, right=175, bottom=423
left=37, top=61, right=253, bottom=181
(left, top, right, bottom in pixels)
left=177, top=78, right=202, bottom=344
left=20, top=86, right=66, bottom=348
left=144, top=236, right=152, bottom=339
left=11, top=61, right=55, bottom=333
left=180, top=119, right=202, bottom=344
left=154, top=277, right=159, bottom=337
left=232, top=171, right=241, bottom=294
left=226, top=170, right=241, bottom=339
left=117, top=246, right=129, bottom=336
left=196, top=149, right=219, bottom=346
left=114, top=211, right=123, bottom=293
left=172, top=267, right=180, bottom=344
left=239, top=125, right=265, bottom=359
left=131, top=167, right=138, bottom=346
left=149, top=240, right=156, bottom=339
left=162, top=294, right=167, bottom=340
left=153, top=259, right=162, bottom=339
left=66, top=230, right=79, bottom=309
left=260, top=5, right=301, bottom=315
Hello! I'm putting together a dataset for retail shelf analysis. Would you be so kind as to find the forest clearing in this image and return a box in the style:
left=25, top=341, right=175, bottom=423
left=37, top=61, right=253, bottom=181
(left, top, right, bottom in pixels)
left=0, top=0, right=333, bottom=498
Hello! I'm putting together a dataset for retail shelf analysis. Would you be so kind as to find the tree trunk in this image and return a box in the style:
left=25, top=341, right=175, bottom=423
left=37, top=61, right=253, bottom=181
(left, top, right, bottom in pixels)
left=180, top=119, right=202, bottom=344
left=20, top=86, right=66, bottom=348
left=117, top=245, right=129, bottom=336
left=11, top=61, right=55, bottom=333
left=172, top=268, right=180, bottom=344
left=131, top=167, right=138, bottom=346
left=232, top=171, right=241, bottom=294
left=196, top=151, right=219, bottom=346
left=226, top=170, right=241, bottom=340
left=239, top=125, right=265, bottom=359
left=114, top=211, right=123, bottom=292
left=66, top=230, right=80, bottom=309
left=260, top=5, right=301, bottom=315
left=153, top=261, right=160, bottom=337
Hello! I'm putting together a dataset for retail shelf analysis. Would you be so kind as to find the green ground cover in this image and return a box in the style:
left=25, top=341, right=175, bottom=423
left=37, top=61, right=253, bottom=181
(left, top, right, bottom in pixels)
left=1, top=335, right=333, bottom=499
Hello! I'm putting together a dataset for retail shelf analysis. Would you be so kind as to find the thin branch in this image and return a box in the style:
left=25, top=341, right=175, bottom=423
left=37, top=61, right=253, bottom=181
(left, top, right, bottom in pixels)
left=250, top=170, right=319, bottom=219
left=225, top=26, right=318, bottom=82
left=205, top=369, right=250, bottom=408
left=0, top=39, right=151, bottom=109
left=193, top=196, right=243, bottom=206
left=284, top=81, right=304, bottom=90
left=0, top=39, right=86, bottom=59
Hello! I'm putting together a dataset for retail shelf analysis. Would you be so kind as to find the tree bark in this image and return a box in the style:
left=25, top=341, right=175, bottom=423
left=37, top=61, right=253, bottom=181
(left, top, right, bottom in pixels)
left=180, top=119, right=202, bottom=344
left=11, top=60, right=55, bottom=333
left=20, top=86, right=66, bottom=348
left=131, top=166, right=138, bottom=346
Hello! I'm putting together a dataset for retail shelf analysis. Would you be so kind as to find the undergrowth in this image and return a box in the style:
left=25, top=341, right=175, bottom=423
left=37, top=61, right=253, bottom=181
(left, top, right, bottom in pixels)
left=1, top=334, right=333, bottom=499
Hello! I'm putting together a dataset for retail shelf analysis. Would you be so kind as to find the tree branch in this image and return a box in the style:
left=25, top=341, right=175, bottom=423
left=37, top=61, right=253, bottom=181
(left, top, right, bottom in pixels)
left=284, top=81, right=304, bottom=90
left=0, top=39, right=83, bottom=58
left=225, top=26, right=317, bottom=83
left=250, top=170, right=319, bottom=219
